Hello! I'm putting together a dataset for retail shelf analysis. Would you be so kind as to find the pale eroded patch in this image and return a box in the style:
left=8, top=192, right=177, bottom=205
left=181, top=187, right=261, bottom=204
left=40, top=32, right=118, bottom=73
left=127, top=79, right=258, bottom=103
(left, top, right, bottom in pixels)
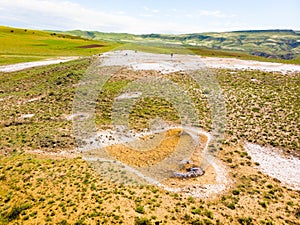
left=244, top=143, right=300, bottom=190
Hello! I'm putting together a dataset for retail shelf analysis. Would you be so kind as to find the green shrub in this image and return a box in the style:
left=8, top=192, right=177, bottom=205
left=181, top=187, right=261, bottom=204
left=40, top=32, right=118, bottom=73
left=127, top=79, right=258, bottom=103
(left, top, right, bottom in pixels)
left=204, top=210, right=213, bottom=219
left=57, top=220, right=69, bottom=225
left=238, top=217, right=253, bottom=225
left=232, top=189, right=240, bottom=195
left=188, top=196, right=195, bottom=203
left=259, top=201, right=267, bottom=208
left=191, top=218, right=203, bottom=225
left=134, top=217, right=151, bottom=225
left=227, top=202, right=236, bottom=210
left=191, top=208, right=201, bottom=215
left=6, top=203, right=31, bottom=221
left=135, top=205, right=145, bottom=214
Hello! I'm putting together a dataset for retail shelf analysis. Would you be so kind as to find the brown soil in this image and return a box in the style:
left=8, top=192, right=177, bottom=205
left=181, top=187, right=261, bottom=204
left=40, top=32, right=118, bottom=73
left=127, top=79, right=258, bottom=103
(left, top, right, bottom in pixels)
left=110, top=67, right=165, bottom=81
left=106, top=129, right=183, bottom=167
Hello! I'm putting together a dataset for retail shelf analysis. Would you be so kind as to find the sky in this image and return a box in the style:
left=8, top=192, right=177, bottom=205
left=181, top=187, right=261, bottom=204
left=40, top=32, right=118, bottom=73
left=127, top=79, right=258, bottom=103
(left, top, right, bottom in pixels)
left=0, top=0, right=299, bottom=34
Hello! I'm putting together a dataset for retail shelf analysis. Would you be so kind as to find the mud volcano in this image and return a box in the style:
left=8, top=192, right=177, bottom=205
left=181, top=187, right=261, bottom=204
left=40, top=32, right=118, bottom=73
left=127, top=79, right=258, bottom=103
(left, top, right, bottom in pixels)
left=83, top=126, right=230, bottom=198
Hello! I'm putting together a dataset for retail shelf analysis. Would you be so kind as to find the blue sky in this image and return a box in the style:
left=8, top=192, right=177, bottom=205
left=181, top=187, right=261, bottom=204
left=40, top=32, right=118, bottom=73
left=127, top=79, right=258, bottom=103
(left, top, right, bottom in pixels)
left=0, top=0, right=299, bottom=34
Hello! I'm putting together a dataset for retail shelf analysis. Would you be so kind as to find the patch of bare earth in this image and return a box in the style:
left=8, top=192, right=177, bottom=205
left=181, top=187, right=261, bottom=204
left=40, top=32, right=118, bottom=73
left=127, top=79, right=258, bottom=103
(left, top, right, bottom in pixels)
left=83, top=127, right=231, bottom=198
left=244, top=142, right=300, bottom=190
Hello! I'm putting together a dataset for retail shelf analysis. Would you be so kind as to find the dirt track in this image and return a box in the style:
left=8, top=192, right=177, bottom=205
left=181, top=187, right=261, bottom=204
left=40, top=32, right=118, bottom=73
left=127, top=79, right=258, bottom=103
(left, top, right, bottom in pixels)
left=0, top=56, right=79, bottom=72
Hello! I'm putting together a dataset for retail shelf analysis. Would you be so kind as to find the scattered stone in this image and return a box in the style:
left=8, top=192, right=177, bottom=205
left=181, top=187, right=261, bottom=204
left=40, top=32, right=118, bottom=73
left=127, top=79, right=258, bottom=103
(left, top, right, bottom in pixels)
left=20, top=114, right=35, bottom=119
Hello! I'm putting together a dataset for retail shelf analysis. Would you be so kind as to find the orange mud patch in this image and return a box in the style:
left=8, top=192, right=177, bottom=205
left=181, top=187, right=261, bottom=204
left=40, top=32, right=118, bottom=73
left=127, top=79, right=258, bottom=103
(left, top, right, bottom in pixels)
left=162, top=132, right=218, bottom=188
left=106, top=129, right=182, bottom=167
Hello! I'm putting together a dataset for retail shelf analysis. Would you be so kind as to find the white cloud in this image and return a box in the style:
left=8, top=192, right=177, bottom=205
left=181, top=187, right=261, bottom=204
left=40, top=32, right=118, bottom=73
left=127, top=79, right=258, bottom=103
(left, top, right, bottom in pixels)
left=143, top=6, right=159, bottom=13
left=0, top=0, right=206, bottom=33
left=0, top=0, right=141, bottom=31
left=198, top=10, right=235, bottom=18
left=0, top=0, right=239, bottom=34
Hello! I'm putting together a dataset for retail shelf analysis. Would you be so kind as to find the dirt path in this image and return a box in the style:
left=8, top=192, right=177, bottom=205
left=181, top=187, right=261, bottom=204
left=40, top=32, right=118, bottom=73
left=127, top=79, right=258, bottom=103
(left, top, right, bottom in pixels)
left=0, top=56, right=79, bottom=72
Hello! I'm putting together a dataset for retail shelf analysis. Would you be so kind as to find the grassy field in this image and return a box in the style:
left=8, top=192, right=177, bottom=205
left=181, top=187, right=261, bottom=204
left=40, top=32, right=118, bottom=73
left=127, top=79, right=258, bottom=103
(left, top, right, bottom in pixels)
left=0, top=57, right=298, bottom=154
left=0, top=26, right=119, bottom=65
left=0, top=142, right=299, bottom=224
left=0, top=42, right=299, bottom=223
left=0, top=59, right=299, bottom=223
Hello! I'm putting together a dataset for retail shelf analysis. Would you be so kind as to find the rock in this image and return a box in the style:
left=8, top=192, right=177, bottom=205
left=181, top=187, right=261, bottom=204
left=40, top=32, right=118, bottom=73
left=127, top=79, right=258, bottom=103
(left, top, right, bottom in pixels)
left=173, top=167, right=205, bottom=179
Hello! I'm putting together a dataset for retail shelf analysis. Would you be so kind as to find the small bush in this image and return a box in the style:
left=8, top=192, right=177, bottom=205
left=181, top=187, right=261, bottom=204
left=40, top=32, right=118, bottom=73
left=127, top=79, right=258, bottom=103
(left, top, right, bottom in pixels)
left=238, top=217, right=253, bottom=225
left=191, top=218, right=203, bottom=225
left=295, top=208, right=300, bottom=218
left=259, top=201, right=267, bottom=208
left=232, top=190, right=240, bottom=195
left=227, top=202, right=236, bottom=210
left=204, top=210, right=213, bottom=219
left=57, top=220, right=68, bottom=225
left=6, top=203, right=31, bottom=221
left=188, top=196, right=195, bottom=203
left=134, top=217, right=151, bottom=225
left=191, top=208, right=201, bottom=215
left=227, top=158, right=233, bottom=163
left=136, top=205, right=145, bottom=214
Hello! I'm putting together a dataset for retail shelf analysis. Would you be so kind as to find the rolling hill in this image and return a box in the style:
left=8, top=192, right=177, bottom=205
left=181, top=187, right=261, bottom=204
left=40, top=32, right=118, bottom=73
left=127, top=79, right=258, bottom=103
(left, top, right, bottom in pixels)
left=0, top=26, right=119, bottom=65
left=59, top=29, right=300, bottom=62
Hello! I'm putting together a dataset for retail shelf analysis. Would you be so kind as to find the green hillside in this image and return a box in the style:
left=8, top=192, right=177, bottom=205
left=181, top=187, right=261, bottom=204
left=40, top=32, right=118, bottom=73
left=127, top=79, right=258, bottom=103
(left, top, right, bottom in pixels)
left=0, top=26, right=119, bottom=65
left=60, top=29, right=300, bottom=63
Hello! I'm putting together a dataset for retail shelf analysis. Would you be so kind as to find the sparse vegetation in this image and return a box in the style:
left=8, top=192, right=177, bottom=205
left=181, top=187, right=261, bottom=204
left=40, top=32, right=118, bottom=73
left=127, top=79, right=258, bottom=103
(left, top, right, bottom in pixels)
left=0, top=36, right=299, bottom=224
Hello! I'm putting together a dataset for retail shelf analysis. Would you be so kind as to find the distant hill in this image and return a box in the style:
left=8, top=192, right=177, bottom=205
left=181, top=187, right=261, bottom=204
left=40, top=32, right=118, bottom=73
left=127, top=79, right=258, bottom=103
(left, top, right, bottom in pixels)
left=58, top=29, right=300, bottom=61
left=0, top=26, right=118, bottom=65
